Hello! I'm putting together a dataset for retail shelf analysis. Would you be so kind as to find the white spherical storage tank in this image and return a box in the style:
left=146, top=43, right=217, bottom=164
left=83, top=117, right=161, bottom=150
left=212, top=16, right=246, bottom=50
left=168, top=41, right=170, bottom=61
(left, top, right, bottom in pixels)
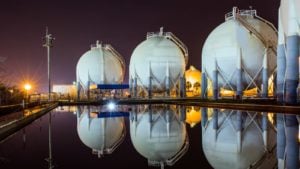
left=76, top=41, right=125, bottom=93
left=130, top=105, right=188, bottom=167
left=77, top=106, right=125, bottom=157
left=202, top=109, right=276, bottom=169
left=129, top=28, right=188, bottom=98
left=202, top=7, right=277, bottom=98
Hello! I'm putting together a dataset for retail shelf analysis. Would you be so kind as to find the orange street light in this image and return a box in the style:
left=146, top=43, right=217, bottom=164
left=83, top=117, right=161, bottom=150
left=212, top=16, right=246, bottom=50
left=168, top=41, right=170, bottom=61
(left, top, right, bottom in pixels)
left=24, top=84, right=32, bottom=91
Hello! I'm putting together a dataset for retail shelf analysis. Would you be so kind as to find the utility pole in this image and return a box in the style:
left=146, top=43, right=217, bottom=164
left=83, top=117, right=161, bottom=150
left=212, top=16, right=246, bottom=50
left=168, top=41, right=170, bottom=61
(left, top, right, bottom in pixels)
left=43, top=27, right=54, bottom=101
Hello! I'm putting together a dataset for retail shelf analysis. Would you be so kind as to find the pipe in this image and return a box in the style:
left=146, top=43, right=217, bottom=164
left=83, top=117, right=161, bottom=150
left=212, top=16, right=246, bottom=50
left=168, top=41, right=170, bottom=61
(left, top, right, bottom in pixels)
left=277, top=114, right=286, bottom=169
left=285, top=115, right=299, bottom=169
left=285, top=35, right=299, bottom=104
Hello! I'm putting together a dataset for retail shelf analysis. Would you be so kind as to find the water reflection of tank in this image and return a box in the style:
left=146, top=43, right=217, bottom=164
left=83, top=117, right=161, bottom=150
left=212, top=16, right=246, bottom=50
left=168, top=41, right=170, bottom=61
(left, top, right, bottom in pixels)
left=76, top=106, right=126, bottom=157
left=201, top=7, right=277, bottom=99
left=185, top=106, right=201, bottom=128
left=76, top=41, right=125, bottom=99
left=130, top=105, right=188, bottom=168
left=201, top=108, right=276, bottom=169
left=129, top=27, right=188, bottom=98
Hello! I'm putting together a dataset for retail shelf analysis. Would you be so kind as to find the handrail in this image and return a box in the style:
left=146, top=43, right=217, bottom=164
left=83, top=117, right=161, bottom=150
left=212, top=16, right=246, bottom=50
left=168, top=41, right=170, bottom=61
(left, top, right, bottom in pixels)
left=226, top=8, right=277, bottom=54
left=146, top=31, right=189, bottom=64
left=104, top=44, right=126, bottom=76
left=235, top=15, right=277, bottom=54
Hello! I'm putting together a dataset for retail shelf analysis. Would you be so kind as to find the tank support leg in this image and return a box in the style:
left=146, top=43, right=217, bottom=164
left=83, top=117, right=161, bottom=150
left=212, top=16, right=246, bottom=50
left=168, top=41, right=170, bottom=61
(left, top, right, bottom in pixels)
left=201, top=72, right=207, bottom=99
left=262, top=49, right=269, bottom=98
left=212, top=60, right=218, bottom=100
left=180, top=76, right=186, bottom=98
left=166, top=62, right=171, bottom=97
left=87, top=81, right=90, bottom=101
left=76, top=82, right=81, bottom=101
left=285, top=35, right=299, bottom=104
left=148, top=76, right=152, bottom=98
left=236, top=50, right=243, bottom=99
left=133, top=77, right=137, bottom=98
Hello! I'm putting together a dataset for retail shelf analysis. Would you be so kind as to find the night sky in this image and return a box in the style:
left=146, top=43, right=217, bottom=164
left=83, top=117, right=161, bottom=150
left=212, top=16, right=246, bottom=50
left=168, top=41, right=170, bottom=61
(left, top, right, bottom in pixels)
left=0, top=0, right=280, bottom=92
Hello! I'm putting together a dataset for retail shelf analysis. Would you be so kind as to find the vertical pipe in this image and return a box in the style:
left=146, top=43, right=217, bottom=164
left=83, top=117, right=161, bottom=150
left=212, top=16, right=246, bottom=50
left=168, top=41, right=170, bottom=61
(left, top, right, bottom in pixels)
left=273, top=73, right=277, bottom=98
left=148, top=62, right=152, bottom=98
left=133, top=77, right=137, bottom=98
left=166, top=62, right=170, bottom=97
left=236, top=50, right=243, bottom=99
left=285, top=115, right=299, bottom=169
left=277, top=114, right=286, bottom=169
left=212, top=59, right=218, bottom=100
left=201, top=72, right=207, bottom=99
left=285, top=35, right=299, bottom=104
left=262, top=49, right=269, bottom=98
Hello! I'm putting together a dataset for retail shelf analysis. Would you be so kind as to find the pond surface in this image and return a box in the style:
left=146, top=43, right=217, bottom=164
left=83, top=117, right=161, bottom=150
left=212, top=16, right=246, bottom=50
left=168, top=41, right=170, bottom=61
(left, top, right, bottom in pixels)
left=0, top=104, right=279, bottom=169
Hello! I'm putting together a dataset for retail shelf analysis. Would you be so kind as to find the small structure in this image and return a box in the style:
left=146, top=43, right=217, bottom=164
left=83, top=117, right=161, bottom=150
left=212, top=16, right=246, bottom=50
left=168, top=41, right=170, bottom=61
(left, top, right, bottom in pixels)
left=185, top=65, right=201, bottom=97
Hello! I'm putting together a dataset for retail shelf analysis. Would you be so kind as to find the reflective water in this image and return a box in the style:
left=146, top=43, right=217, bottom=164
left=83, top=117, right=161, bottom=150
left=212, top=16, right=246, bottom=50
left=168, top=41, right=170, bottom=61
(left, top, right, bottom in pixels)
left=0, top=104, right=278, bottom=169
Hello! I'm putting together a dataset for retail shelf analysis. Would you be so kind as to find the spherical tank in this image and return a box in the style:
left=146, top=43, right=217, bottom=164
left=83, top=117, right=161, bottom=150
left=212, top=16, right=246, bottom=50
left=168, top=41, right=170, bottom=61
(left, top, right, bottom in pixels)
left=130, top=105, right=187, bottom=164
left=202, top=8, right=277, bottom=90
left=185, top=65, right=201, bottom=97
left=129, top=28, right=188, bottom=95
left=202, top=110, right=276, bottom=169
left=77, top=106, right=125, bottom=153
left=76, top=41, right=125, bottom=90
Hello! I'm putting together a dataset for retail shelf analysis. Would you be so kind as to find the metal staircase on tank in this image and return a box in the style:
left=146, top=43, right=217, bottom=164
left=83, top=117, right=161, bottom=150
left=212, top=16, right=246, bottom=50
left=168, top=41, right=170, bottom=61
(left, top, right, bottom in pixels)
left=226, top=7, right=277, bottom=55
left=147, top=27, right=189, bottom=64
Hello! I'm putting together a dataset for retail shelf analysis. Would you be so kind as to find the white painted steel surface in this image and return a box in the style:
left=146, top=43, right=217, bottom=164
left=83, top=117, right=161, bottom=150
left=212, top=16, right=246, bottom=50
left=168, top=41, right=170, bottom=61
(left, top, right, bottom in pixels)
left=202, top=111, right=276, bottom=169
left=77, top=106, right=125, bottom=152
left=129, top=29, right=187, bottom=94
left=76, top=42, right=125, bottom=91
left=130, top=106, right=187, bottom=163
left=202, top=9, right=277, bottom=90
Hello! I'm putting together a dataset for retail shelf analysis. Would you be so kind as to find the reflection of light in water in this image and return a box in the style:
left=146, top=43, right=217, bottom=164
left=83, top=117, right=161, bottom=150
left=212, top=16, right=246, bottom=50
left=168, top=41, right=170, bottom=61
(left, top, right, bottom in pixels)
left=107, top=102, right=116, bottom=111
left=185, top=106, right=201, bottom=128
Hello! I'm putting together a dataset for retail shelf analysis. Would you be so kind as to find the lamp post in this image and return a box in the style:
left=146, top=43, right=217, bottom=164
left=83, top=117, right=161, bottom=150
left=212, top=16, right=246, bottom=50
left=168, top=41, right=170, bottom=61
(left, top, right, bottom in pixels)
left=43, top=27, right=54, bottom=101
